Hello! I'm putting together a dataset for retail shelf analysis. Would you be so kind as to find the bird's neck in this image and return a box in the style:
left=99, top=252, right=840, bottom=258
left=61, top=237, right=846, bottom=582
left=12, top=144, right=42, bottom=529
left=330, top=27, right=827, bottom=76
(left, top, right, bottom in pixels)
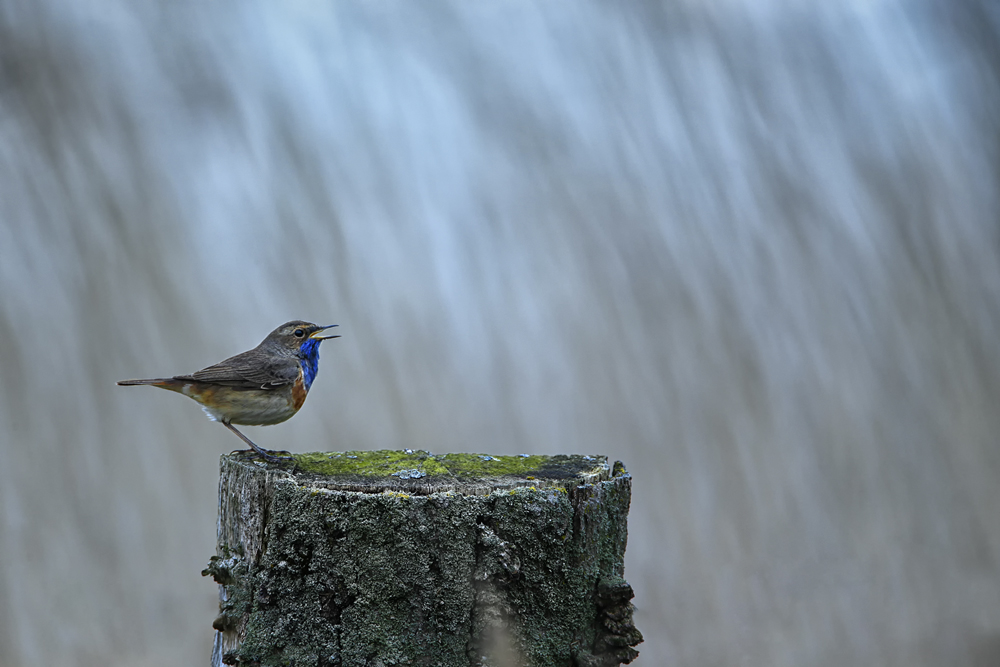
left=298, top=339, right=321, bottom=390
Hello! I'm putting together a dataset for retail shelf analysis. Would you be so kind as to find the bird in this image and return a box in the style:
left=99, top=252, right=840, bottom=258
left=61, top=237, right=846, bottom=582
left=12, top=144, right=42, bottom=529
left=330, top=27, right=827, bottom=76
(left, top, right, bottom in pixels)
left=117, top=320, right=340, bottom=462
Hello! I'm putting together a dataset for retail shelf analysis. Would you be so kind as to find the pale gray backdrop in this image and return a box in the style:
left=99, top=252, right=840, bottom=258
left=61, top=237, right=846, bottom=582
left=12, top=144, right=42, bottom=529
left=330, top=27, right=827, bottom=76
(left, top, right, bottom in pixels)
left=1, top=0, right=999, bottom=665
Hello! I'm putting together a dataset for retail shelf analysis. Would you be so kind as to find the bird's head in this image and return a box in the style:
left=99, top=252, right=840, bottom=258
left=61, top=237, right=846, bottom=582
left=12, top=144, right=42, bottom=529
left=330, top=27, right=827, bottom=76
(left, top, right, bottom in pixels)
left=263, top=320, right=340, bottom=356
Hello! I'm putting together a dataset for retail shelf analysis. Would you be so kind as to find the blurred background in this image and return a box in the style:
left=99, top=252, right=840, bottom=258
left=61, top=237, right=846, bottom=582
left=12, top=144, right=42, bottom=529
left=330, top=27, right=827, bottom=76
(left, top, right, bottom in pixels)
left=1, top=0, right=999, bottom=665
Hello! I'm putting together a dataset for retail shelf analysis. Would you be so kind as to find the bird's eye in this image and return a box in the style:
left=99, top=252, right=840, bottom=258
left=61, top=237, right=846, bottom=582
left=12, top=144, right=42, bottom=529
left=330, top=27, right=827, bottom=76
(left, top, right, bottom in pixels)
left=293, top=328, right=305, bottom=338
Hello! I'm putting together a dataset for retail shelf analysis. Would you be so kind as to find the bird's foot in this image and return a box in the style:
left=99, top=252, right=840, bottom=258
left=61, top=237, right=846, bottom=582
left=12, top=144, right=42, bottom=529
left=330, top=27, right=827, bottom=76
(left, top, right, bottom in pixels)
left=221, top=422, right=293, bottom=465
left=231, top=447, right=293, bottom=464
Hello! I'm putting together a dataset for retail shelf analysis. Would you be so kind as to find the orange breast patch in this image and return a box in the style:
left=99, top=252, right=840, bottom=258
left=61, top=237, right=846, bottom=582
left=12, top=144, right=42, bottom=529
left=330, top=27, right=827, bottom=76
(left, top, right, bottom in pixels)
left=291, top=371, right=308, bottom=412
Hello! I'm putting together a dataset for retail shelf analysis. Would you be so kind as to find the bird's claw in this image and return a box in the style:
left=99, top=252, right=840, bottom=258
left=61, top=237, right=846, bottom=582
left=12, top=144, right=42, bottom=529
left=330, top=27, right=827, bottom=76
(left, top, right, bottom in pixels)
left=231, top=448, right=293, bottom=464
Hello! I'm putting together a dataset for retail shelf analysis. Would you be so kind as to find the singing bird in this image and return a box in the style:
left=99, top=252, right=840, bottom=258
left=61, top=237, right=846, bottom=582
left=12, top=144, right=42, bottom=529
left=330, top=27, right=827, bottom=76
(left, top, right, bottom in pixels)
left=117, top=320, right=340, bottom=462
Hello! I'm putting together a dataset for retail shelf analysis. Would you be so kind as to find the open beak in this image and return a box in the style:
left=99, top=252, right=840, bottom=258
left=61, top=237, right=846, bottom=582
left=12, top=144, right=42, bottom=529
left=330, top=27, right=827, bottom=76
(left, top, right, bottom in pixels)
left=310, top=324, right=340, bottom=340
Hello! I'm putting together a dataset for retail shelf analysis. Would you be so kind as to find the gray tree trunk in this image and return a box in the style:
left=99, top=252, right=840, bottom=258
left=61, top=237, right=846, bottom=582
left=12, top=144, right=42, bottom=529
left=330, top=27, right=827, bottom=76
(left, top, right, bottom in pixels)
left=203, top=451, right=642, bottom=667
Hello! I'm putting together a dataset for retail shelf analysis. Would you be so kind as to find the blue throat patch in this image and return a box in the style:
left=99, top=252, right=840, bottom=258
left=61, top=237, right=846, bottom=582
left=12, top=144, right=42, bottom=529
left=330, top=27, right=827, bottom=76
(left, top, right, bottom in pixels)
left=298, top=338, right=321, bottom=390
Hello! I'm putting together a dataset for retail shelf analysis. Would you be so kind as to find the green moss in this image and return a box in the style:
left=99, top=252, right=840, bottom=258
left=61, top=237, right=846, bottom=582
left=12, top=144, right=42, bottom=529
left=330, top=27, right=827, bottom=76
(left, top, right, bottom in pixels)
left=287, top=450, right=604, bottom=485
left=436, top=452, right=550, bottom=477
left=290, top=449, right=450, bottom=477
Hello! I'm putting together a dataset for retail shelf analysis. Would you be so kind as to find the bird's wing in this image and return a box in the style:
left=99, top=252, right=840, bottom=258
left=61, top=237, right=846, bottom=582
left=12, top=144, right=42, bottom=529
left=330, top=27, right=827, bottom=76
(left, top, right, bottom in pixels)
left=183, top=351, right=300, bottom=389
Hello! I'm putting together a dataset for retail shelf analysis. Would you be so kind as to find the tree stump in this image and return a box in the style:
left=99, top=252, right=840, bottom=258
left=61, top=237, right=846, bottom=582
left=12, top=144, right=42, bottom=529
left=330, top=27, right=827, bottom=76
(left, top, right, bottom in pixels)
left=203, top=450, right=642, bottom=667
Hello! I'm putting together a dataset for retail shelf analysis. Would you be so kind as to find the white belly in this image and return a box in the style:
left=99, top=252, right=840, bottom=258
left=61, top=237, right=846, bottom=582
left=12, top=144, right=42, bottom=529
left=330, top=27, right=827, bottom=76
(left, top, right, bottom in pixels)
left=180, top=384, right=297, bottom=426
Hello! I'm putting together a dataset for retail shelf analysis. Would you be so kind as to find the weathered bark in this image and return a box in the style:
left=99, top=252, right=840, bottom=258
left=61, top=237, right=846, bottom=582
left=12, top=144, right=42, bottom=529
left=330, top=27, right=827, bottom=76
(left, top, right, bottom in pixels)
left=203, top=450, right=642, bottom=667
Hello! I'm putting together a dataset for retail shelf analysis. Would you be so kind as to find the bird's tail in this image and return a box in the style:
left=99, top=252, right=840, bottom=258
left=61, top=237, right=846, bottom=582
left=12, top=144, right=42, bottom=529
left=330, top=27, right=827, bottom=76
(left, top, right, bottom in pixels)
left=117, top=378, right=172, bottom=386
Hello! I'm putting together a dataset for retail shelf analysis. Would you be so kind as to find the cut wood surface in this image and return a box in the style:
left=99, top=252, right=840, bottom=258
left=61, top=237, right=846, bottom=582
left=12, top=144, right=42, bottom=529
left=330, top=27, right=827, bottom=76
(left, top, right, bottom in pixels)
left=204, top=450, right=642, bottom=667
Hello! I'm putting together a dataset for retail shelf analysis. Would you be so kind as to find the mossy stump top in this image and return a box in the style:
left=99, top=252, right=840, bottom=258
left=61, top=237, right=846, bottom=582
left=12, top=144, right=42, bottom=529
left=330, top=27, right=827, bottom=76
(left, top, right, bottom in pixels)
left=206, top=450, right=642, bottom=667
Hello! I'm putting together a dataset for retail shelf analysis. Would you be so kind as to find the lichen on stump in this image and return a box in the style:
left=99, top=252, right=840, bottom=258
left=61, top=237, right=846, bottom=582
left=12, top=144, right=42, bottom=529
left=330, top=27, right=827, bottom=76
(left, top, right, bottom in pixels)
left=203, top=450, right=642, bottom=667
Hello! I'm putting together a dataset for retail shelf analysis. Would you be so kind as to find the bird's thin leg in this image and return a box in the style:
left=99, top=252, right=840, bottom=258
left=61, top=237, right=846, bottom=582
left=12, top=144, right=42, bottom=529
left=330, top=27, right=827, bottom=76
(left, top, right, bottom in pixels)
left=222, top=422, right=290, bottom=463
